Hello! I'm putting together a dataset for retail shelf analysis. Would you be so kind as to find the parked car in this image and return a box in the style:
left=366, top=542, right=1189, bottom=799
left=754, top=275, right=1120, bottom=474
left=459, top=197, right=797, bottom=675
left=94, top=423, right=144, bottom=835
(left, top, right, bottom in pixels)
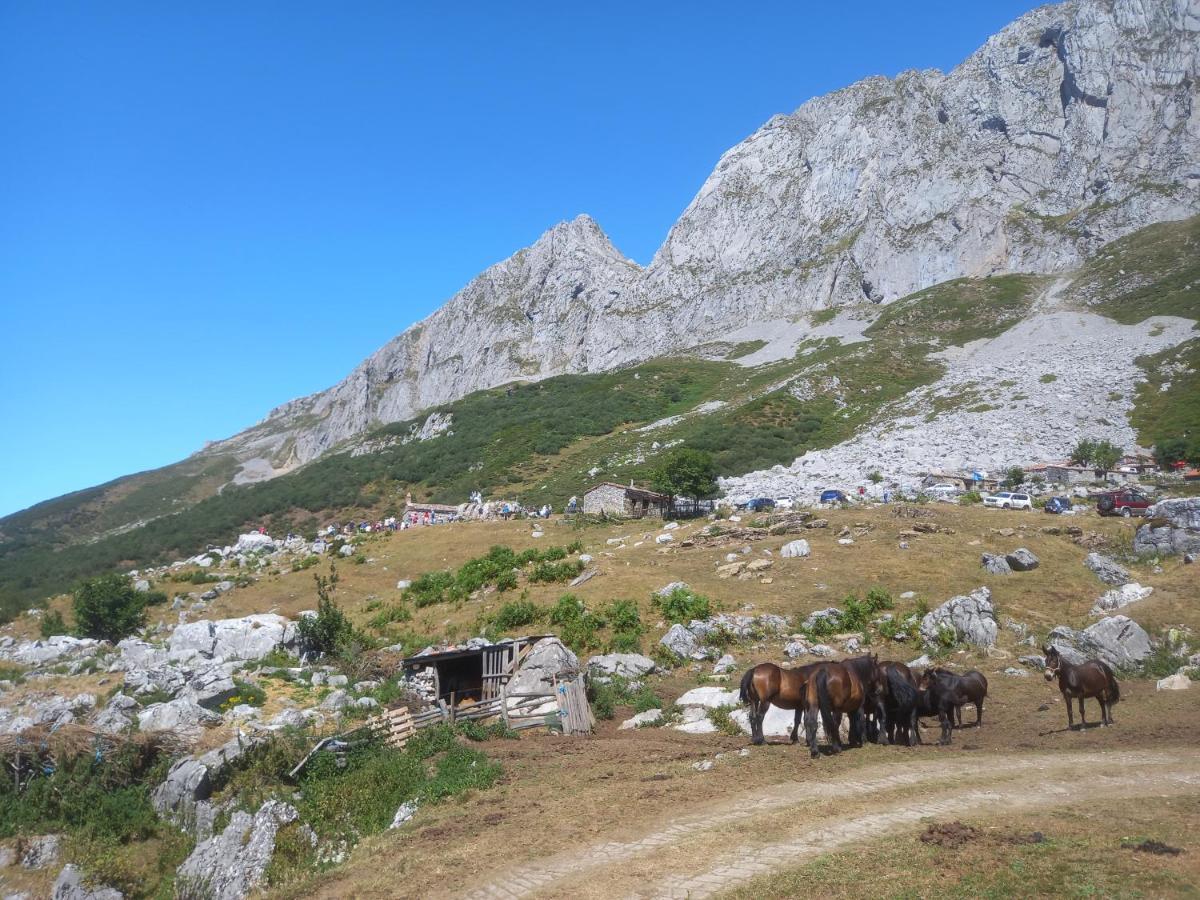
left=774, top=497, right=794, bottom=509
left=1043, top=496, right=1074, bottom=514
left=927, top=483, right=961, bottom=497
left=819, top=489, right=848, bottom=504
left=983, top=491, right=1032, bottom=510
left=1097, top=489, right=1152, bottom=517
left=745, top=497, right=776, bottom=512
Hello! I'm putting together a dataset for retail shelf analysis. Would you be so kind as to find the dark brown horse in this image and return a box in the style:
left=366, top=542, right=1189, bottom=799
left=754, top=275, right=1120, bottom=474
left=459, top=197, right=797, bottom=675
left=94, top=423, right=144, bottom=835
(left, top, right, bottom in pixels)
left=843, top=654, right=889, bottom=744
left=739, top=662, right=818, bottom=745
left=879, top=661, right=920, bottom=746
left=1043, top=646, right=1120, bottom=729
left=920, top=667, right=988, bottom=727
left=803, top=659, right=873, bottom=758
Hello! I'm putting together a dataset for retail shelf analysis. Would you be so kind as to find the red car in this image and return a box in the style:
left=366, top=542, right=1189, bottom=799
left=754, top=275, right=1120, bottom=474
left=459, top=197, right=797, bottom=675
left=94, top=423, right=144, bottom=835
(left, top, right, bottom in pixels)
left=1096, top=489, right=1152, bottom=517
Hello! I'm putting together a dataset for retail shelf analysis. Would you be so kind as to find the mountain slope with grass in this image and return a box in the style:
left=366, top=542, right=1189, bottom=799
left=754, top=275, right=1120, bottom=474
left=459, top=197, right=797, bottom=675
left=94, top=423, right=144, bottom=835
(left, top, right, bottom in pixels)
left=2, top=217, right=1197, bottom=615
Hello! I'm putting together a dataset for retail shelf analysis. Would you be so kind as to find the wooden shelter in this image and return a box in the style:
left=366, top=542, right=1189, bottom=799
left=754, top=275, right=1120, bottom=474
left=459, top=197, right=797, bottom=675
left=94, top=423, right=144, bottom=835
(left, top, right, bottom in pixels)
left=400, top=636, right=549, bottom=705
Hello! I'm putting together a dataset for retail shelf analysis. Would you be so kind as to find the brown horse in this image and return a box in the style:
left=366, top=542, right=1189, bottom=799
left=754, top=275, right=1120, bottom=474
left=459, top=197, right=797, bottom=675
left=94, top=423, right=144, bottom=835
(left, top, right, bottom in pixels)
left=920, top=667, right=988, bottom=727
left=1044, top=646, right=1120, bottom=729
left=803, top=659, right=871, bottom=758
left=739, top=662, right=818, bottom=745
left=843, top=654, right=889, bottom=744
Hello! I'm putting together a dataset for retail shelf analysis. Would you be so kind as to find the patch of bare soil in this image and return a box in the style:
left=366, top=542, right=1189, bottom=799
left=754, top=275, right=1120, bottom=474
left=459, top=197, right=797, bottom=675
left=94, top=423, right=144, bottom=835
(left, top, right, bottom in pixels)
left=919, top=821, right=980, bottom=848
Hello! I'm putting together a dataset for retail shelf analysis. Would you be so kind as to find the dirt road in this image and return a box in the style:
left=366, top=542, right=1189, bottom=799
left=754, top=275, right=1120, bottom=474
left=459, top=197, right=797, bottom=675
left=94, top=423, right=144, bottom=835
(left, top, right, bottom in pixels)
left=465, top=749, right=1200, bottom=899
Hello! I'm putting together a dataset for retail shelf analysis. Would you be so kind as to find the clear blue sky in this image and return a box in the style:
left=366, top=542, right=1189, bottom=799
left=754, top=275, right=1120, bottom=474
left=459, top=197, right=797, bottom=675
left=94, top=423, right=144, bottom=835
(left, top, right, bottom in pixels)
left=0, top=1, right=1042, bottom=517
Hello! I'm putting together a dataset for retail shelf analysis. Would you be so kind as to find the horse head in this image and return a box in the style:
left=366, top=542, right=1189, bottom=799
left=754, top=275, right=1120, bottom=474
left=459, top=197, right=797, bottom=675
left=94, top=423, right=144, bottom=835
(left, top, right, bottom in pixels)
left=1042, top=645, right=1061, bottom=682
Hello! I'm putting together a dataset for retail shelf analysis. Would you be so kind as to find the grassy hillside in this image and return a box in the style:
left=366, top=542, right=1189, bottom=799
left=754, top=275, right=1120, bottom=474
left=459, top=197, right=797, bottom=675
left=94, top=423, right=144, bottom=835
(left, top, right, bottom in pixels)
left=2, top=218, right=1197, bottom=618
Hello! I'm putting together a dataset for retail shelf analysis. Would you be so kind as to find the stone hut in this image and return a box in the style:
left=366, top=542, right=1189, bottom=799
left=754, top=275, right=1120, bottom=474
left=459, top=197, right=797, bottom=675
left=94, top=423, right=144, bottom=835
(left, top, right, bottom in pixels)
left=582, top=482, right=669, bottom=518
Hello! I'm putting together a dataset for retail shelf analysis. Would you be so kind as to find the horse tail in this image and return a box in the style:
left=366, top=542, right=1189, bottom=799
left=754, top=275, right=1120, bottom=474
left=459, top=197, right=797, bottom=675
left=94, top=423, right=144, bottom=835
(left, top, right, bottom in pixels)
left=739, top=667, right=756, bottom=705
left=816, top=667, right=836, bottom=738
left=1098, top=661, right=1120, bottom=704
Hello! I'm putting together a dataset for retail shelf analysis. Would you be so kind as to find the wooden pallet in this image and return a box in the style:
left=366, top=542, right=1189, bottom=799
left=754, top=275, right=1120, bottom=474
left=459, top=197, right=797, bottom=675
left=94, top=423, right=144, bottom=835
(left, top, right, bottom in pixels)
left=366, top=706, right=415, bottom=749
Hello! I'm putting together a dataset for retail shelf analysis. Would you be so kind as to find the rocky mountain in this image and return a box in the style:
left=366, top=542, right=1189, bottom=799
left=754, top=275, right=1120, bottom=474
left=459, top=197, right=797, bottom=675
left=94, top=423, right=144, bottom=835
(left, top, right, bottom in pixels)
left=2, top=0, right=1199, bottom=616
left=209, top=0, right=1199, bottom=485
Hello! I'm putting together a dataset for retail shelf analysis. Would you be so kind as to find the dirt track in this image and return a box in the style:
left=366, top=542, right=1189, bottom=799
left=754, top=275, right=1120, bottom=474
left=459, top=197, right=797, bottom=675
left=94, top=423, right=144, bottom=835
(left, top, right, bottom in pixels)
left=465, top=749, right=1200, bottom=899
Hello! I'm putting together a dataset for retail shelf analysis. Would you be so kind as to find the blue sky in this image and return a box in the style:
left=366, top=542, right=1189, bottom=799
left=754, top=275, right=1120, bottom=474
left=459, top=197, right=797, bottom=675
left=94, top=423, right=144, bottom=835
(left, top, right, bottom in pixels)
left=0, top=1, right=1041, bottom=517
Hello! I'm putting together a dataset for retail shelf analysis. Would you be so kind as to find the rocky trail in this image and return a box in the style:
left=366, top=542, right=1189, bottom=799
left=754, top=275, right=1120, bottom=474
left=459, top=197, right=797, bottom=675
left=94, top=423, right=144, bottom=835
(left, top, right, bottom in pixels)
left=466, top=749, right=1200, bottom=900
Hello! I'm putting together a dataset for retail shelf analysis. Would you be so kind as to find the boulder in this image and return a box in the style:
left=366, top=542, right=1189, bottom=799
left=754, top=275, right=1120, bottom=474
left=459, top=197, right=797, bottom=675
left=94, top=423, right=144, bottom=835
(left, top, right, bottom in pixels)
left=1149, top=497, right=1200, bottom=531
left=586, top=653, right=657, bottom=680
left=919, top=587, right=997, bottom=648
left=1157, top=673, right=1191, bottom=691
left=169, top=615, right=295, bottom=662
left=802, top=608, right=842, bottom=631
left=137, top=698, right=222, bottom=737
left=234, top=533, right=276, bottom=554
left=1047, top=615, right=1153, bottom=669
left=507, top=637, right=579, bottom=695
left=780, top=540, right=811, bottom=559
left=1005, top=548, right=1040, bottom=571
left=729, top=705, right=822, bottom=740
left=90, top=693, right=139, bottom=734
left=809, top=644, right=835, bottom=657
left=152, top=735, right=257, bottom=824
left=1018, top=655, right=1046, bottom=671
left=715, top=561, right=745, bottom=579
left=20, top=834, right=61, bottom=869
left=52, top=864, right=124, bottom=900
left=908, top=654, right=932, bottom=669
left=320, top=690, right=350, bottom=711
left=175, top=800, right=297, bottom=900
left=1090, top=583, right=1153, bottom=616
left=784, top=640, right=809, bottom=659
left=389, top=800, right=419, bottom=829
left=1133, top=522, right=1200, bottom=557
left=1004, top=667, right=1029, bottom=677
left=619, top=709, right=663, bottom=729
left=981, top=554, right=1012, bottom=576
left=658, top=624, right=699, bottom=660
left=1084, top=553, right=1129, bottom=586
left=712, top=654, right=736, bottom=675
left=0, top=635, right=103, bottom=669
left=675, top=687, right=740, bottom=709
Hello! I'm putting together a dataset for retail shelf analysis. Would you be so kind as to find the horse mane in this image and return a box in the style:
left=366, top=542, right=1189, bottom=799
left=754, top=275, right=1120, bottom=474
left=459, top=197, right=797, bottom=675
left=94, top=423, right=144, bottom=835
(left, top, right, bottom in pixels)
left=886, top=665, right=917, bottom=710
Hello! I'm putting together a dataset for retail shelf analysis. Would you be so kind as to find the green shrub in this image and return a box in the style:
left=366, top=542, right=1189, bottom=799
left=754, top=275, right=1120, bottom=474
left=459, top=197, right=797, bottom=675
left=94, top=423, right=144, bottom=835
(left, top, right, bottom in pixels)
left=72, top=573, right=146, bottom=642
left=454, top=720, right=517, bottom=742
left=39, top=609, right=67, bottom=639
left=528, top=559, right=585, bottom=584
left=960, top=491, right=982, bottom=504
left=494, top=569, right=518, bottom=592
left=405, top=570, right=456, bottom=607
left=294, top=555, right=321, bottom=571
left=549, top=594, right=606, bottom=653
left=606, top=599, right=644, bottom=652
left=707, top=706, right=744, bottom=736
left=1140, top=645, right=1189, bottom=678
left=143, top=589, right=169, bottom=607
left=295, top=564, right=353, bottom=657
left=220, top=679, right=267, bottom=712
left=566, top=540, right=584, bottom=554
left=491, top=599, right=540, bottom=631
left=651, top=586, right=712, bottom=624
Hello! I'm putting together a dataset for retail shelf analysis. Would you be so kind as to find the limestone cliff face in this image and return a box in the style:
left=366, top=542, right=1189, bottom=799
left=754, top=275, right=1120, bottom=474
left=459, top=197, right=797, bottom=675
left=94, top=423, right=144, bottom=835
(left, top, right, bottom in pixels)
left=209, top=0, right=1200, bottom=478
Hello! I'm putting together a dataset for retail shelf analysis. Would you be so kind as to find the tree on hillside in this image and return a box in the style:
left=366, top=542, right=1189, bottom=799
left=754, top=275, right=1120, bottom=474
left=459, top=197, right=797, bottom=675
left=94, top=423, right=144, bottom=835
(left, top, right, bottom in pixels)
left=1003, top=466, right=1026, bottom=489
left=1069, top=438, right=1097, bottom=467
left=1154, top=435, right=1200, bottom=469
left=1091, top=440, right=1123, bottom=479
left=72, top=573, right=146, bottom=642
left=296, top=562, right=352, bottom=658
left=651, top=448, right=719, bottom=507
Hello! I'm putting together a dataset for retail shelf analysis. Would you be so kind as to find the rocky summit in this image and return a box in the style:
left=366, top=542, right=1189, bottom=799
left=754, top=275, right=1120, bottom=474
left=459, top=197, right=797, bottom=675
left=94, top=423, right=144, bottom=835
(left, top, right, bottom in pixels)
left=207, top=0, right=1200, bottom=484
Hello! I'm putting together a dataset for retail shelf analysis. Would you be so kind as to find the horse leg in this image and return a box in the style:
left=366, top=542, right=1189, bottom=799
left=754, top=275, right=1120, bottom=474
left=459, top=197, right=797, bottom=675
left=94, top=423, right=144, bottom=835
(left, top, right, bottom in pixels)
left=750, top=699, right=765, bottom=745
left=1078, top=697, right=1087, bottom=728
left=908, top=709, right=919, bottom=747
left=790, top=707, right=802, bottom=744
left=938, top=708, right=952, bottom=745
left=975, top=701, right=983, bottom=727
left=805, top=703, right=820, bottom=759
left=852, top=710, right=866, bottom=748
left=1065, top=693, right=1075, bottom=730
left=1098, top=698, right=1107, bottom=727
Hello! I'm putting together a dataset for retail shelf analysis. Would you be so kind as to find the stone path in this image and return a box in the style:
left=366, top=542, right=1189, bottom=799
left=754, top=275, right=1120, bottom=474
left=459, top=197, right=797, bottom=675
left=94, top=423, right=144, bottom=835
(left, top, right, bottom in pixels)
left=466, top=749, right=1200, bottom=900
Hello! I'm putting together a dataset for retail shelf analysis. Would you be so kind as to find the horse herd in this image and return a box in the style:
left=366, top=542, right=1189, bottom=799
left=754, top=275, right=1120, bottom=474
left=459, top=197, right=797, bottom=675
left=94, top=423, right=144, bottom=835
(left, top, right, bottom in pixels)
left=738, top=646, right=1121, bottom=758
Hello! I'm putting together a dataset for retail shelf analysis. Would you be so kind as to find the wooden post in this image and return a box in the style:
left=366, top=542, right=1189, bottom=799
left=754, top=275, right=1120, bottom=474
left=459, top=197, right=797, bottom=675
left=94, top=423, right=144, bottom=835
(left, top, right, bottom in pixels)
left=500, top=680, right=511, bottom=730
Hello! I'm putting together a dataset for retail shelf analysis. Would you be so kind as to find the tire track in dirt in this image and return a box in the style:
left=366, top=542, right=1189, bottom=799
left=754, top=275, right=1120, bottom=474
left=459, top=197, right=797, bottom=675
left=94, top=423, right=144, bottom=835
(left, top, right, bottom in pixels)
left=465, top=750, right=1200, bottom=900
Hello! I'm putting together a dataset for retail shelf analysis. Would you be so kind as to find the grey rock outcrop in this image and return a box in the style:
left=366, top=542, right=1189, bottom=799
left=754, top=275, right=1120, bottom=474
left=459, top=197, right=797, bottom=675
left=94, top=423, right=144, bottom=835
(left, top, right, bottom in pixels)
left=175, top=800, right=297, bottom=900
left=586, top=653, right=657, bottom=680
left=780, top=539, right=811, bottom=558
left=20, top=834, right=61, bottom=869
left=982, top=553, right=1013, bottom=576
left=1091, top=582, right=1153, bottom=615
left=920, top=586, right=998, bottom=648
left=137, top=698, right=221, bottom=737
left=1006, top=548, right=1040, bottom=571
left=52, top=865, right=124, bottom=900
left=1047, top=614, right=1153, bottom=668
left=658, top=624, right=700, bottom=660
left=168, top=615, right=296, bottom=662
left=1084, top=552, right=1130, bottom=585
left=506, top=637, right=579, bottom=694
left=153, top=736, right=262, bottom=828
